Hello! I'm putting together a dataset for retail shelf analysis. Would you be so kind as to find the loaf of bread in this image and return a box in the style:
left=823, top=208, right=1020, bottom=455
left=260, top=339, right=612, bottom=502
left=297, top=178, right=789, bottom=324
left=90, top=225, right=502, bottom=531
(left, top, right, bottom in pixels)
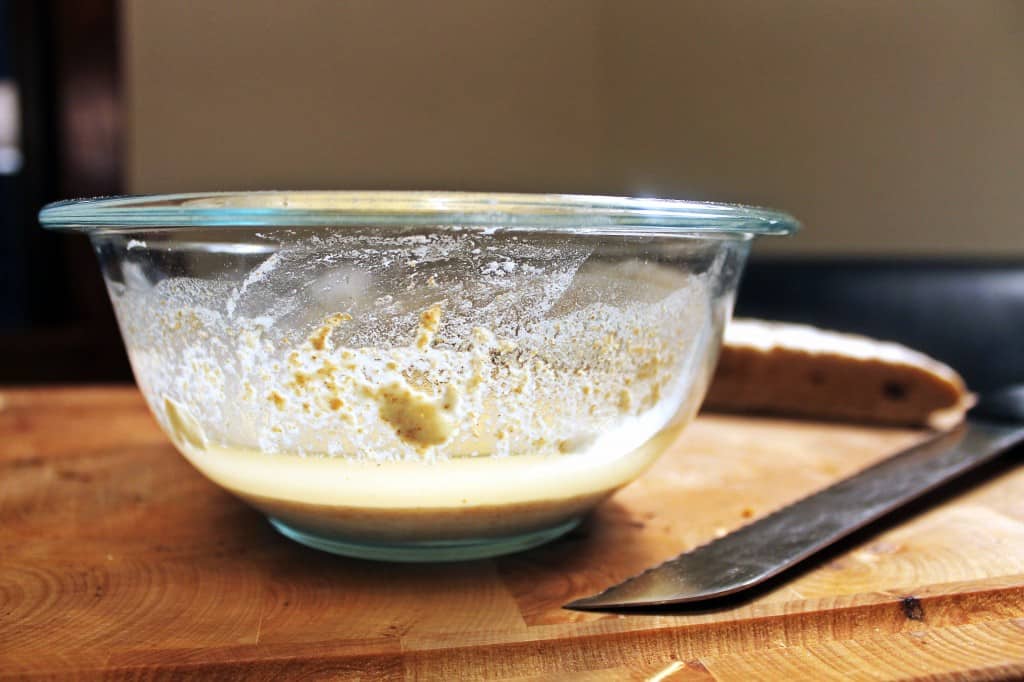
left=704, top=319, right=971, bottom=428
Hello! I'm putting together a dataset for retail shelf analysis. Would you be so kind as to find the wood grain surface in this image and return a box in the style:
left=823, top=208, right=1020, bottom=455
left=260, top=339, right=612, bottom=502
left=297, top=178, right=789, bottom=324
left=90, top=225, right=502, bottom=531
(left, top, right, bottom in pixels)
left=2, top=386, right=1023, bottom=680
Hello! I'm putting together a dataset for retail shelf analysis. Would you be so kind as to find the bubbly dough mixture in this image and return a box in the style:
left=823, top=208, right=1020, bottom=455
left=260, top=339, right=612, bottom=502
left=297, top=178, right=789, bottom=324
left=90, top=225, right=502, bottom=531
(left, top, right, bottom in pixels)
left=108, top=233, right=719, bottom=540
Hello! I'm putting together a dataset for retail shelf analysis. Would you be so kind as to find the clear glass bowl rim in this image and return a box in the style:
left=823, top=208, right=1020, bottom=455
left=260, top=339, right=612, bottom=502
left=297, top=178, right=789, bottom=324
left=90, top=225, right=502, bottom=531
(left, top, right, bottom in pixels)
left=39, top=190, right=799, bottom=236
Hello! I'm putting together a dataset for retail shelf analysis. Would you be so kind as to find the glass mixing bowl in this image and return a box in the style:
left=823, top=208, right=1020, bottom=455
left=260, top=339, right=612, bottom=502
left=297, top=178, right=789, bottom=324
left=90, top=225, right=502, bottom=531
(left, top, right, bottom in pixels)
left=40, top=192, right=797, bottom=561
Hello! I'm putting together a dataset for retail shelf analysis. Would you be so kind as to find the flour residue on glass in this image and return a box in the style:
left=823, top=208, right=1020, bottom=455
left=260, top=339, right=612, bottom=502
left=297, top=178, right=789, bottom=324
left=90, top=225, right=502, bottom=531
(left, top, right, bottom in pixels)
left=109, top=231, right=715, bottom=465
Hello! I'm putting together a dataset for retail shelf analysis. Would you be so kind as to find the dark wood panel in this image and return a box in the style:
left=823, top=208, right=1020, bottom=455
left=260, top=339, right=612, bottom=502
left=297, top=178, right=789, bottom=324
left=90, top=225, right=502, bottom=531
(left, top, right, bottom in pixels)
left=4, top=0, right=130, bottom=382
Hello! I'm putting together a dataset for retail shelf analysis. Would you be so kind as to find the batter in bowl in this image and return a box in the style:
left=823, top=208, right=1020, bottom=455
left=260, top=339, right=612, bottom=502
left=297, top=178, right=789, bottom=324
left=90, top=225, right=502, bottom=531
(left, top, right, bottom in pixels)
left=118, top=254, right=717, bottom=559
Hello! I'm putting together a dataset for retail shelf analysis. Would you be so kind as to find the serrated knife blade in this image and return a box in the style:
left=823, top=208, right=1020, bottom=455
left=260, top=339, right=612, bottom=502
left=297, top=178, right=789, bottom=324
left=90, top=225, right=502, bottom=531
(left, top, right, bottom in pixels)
left=567, top=396, right=1024, bottom=611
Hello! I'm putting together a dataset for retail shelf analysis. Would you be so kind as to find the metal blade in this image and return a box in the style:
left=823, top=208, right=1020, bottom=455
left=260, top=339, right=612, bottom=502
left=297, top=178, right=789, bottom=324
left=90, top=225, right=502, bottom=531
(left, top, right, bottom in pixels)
left=567, top=418, right=1024, bottom=610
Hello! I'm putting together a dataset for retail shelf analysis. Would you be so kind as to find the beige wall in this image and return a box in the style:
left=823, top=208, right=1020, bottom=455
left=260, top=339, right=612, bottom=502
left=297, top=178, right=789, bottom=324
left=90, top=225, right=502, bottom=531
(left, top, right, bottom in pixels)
left=123, top=1, right=1024, bottom=256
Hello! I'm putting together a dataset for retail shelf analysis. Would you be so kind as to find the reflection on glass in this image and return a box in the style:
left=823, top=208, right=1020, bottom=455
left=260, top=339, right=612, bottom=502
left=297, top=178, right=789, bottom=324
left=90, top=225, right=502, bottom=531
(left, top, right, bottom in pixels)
left=0, top=80, right=20, bottom=174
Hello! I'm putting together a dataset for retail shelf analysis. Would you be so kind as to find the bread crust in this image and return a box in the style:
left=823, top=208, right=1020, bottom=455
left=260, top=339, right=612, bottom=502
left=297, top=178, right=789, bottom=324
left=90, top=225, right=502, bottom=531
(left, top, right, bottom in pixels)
left=704, top=319, right=971, bottom=428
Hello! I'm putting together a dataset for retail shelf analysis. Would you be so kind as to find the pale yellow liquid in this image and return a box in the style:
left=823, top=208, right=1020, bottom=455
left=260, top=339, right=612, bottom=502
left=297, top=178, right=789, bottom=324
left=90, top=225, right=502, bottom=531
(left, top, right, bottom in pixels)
left=174, top=421, right=683, bottom=542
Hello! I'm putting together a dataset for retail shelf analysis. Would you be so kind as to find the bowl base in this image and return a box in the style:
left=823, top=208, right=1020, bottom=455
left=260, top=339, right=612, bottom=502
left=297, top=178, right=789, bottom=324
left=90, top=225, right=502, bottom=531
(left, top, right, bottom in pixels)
left=266, top=516, right=581, bottom=562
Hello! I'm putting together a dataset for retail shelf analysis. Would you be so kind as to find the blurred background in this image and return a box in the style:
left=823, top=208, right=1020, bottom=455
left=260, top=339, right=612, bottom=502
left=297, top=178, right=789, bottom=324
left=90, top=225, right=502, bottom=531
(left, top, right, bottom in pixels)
left=2, top=0, right=1022, bottom=387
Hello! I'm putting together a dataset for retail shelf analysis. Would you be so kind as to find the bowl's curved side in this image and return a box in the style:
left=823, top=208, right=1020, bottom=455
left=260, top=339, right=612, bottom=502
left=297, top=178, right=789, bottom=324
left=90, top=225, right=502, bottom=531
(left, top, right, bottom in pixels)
left=89, top=225, right=750, bottom=559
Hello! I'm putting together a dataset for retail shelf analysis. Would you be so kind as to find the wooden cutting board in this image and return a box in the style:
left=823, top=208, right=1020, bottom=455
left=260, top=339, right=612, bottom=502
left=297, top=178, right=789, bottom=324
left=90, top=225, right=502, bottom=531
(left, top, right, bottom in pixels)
left=2, top=386, right=1023, bottom=680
